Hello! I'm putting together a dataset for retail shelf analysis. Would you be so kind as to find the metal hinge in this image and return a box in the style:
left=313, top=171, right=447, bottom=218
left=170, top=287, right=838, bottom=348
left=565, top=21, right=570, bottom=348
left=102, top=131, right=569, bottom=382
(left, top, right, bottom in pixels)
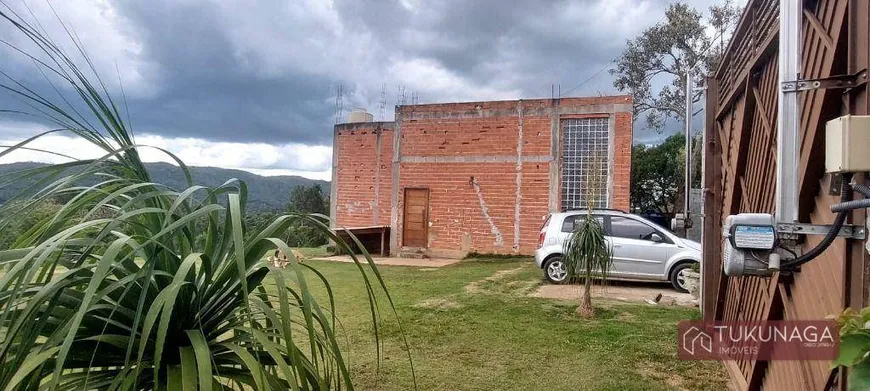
left=776, top=223, right=867, bottom=240
left=781, top=69, right=868, bottom=92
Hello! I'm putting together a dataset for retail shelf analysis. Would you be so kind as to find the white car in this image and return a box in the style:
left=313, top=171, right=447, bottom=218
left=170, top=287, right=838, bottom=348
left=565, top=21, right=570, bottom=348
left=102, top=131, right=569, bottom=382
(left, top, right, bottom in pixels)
left=534, top=210, right=701, bottom=292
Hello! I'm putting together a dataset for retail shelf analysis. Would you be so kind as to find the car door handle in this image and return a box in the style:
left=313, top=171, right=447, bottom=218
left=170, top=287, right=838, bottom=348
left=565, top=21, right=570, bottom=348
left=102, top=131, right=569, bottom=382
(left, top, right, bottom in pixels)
left=613, top=244, right=622, bottom=248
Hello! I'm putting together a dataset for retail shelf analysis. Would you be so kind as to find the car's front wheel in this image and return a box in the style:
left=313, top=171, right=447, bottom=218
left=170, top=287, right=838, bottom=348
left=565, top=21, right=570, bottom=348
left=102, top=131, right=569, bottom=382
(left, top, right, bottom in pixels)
left=543, top=256, right=568, bottom=284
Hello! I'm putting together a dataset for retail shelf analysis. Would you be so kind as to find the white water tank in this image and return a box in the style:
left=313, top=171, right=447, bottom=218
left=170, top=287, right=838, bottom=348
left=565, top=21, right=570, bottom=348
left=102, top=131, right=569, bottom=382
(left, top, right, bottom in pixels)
left=347, top=108, right=374, bottom=123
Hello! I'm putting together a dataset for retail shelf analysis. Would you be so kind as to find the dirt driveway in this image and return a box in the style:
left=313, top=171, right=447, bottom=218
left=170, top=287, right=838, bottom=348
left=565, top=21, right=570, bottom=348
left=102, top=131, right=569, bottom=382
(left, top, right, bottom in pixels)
left=531, top=279, right=697, bottom=307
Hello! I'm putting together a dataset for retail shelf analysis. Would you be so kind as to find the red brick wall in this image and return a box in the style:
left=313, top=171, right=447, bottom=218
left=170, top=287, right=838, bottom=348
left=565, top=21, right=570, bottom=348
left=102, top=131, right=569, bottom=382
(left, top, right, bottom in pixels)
left=397, top=163, right=550, bottom=254
left=393, top=99, right=559, bottom=254
left=333, top=96, right=633, bottom=256
left=400, top=117, right=519, bottom=156
left=333, top=123, right=393, bottom=227
left=393, top=98, right=632, bottom=255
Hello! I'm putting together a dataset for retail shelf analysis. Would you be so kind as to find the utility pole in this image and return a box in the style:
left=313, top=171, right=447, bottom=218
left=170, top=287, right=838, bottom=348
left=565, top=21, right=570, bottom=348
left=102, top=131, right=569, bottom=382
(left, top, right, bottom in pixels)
left=684, top=70, right=693, bottom=230
left=776, top=0, right=801, bottom=224
left=672, top=67, right=694, bottom=238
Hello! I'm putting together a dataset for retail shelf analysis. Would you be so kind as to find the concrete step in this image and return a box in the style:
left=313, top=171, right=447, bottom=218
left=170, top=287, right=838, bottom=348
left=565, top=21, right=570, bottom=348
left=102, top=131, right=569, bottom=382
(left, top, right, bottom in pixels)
left=398, top=247, right=428, bottom=259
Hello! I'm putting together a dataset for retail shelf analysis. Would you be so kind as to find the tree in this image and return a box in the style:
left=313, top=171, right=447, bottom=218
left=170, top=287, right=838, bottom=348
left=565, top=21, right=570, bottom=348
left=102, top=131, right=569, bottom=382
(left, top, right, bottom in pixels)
left=631, top=134, right=685, bottom=214
left=288, top=184, right=329, bottom=216
left=0, top=9, right=405, bottom=390
left=284, top=184, right=330, bottom=247
left=611, top=1, right=741, bottom=133
left=0, top=200, right=62, bottom=249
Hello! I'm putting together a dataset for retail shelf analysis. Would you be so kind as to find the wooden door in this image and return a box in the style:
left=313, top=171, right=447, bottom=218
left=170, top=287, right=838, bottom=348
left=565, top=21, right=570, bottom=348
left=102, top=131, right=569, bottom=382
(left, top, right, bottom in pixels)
left=402, top=188, right=429, bottom=248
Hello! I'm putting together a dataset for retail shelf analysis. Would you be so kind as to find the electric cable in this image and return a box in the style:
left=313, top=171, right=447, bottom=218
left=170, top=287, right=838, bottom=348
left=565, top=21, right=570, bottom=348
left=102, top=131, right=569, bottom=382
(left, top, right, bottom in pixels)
left=560, top=60, right=615, bottom=97
left=831, top=198, right=870, bottom=213
left=777, top=245, right=798, bottom=258
left=852, top=182, right=870, bottom=198
left=781, top=173, right=853, bottom=269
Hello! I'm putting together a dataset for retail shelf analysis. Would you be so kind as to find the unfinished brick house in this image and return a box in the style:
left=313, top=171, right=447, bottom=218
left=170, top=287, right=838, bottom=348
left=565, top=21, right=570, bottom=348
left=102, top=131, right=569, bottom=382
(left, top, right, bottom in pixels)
left=330, top=96, right=633, bottom=257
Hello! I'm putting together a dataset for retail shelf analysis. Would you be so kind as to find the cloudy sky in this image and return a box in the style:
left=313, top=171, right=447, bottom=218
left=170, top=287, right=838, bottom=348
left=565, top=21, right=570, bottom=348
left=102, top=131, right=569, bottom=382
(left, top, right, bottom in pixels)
left=0, top=0, right=739, bottom=181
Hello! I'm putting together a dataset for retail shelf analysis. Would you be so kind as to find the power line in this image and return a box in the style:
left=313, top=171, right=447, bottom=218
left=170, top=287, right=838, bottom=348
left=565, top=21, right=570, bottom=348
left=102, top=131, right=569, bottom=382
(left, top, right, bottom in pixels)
left=560, top=59, right=615, bottom=97
left=558, top=3, right=675, bottom=98
left=542, top=2, right=674, bottom=99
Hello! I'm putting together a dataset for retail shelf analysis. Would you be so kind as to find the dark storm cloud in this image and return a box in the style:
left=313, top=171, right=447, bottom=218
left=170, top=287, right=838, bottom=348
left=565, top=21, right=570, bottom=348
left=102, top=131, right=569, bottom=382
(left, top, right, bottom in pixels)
left=109, top=1, right=337, bottom=145
left=1, top=0, right=733, bottom=150
left=333, top=0, right=637, bottom=98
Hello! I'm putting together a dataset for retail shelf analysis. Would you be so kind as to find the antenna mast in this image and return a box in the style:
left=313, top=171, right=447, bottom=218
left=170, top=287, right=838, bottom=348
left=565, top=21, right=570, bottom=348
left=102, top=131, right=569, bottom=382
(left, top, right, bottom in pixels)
left=334, top=84, right=344, bottom=124
left=397, top=85, right=407, bottom=106
left=379, top=83, right=387, bottom=120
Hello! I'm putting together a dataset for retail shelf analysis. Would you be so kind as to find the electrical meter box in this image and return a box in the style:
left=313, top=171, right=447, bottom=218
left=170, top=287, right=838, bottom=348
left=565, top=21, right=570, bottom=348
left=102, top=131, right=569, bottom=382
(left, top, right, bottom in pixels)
left=723, top=213, right=777, bottom=277
left=826, top=115, right=870, bottom=173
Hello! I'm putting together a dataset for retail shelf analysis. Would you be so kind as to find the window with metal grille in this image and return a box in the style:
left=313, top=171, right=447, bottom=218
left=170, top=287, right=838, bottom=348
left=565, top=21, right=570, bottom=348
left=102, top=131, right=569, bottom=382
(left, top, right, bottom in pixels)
left=561, top=117, right=609, bottom=211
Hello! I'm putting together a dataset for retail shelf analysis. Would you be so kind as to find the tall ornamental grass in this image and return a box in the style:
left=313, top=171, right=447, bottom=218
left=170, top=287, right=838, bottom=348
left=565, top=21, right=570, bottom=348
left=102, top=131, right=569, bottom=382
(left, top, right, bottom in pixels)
left=0, top=4, right=412, bottom=390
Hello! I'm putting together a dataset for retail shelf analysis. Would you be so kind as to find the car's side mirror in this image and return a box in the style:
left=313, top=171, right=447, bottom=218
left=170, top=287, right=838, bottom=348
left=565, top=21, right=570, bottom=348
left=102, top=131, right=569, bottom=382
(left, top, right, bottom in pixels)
left=649, top=233, right=663, bottom=243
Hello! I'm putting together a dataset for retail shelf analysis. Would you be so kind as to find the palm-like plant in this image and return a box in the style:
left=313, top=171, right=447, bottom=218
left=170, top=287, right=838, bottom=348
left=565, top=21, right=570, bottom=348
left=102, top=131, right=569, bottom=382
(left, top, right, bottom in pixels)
left=562, top=213, right=612, bottom=318
left=0, top=6, right=409, bottom=390
left=562, top=154, right=612, bottom=318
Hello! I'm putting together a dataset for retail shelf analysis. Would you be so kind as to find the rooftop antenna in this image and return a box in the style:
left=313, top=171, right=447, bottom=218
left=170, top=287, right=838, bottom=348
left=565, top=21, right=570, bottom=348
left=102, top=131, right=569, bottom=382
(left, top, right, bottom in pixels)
left=397, top=85, right=407, bottom=105
left=379, top=83, right=387, bottom=120
left=334, top=84, right=344, bottom=124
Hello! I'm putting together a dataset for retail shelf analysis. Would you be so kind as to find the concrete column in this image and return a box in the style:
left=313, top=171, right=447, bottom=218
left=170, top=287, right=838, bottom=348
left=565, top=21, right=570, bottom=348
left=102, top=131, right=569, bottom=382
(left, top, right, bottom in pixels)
left=329, top=126, right=339, bottom=227
left=374, top=127, right=382, bottom=226
left=607, top=114, right=615, bottom=208
left=513, top=101, right=524, bottom=252
left=389, top=112, right=402, bottom=255
left=548, top=104, right=561, bottom=213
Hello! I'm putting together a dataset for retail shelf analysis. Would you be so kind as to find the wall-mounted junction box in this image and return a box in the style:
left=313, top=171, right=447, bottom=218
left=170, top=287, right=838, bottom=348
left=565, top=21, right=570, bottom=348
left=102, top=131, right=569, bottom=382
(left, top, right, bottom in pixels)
left=826, top=115, right=870, bottom=173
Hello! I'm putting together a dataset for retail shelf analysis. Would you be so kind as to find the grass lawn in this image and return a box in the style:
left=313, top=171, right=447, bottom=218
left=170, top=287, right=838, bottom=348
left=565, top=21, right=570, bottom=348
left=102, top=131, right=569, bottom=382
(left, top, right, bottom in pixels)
left=293, top=246, right=330, bottom=258
left=297, top=257, right=728, bottom=390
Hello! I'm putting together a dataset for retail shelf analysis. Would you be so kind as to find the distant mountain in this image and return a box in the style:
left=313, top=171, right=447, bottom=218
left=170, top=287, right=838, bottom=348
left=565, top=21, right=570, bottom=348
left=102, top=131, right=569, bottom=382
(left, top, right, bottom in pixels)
left=0, top=162, right=329, bottom=212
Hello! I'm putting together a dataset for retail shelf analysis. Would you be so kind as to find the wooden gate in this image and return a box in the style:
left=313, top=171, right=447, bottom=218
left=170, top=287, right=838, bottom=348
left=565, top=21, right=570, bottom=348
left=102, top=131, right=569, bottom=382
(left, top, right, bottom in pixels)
left=702, top=0, right=870, bottom=389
